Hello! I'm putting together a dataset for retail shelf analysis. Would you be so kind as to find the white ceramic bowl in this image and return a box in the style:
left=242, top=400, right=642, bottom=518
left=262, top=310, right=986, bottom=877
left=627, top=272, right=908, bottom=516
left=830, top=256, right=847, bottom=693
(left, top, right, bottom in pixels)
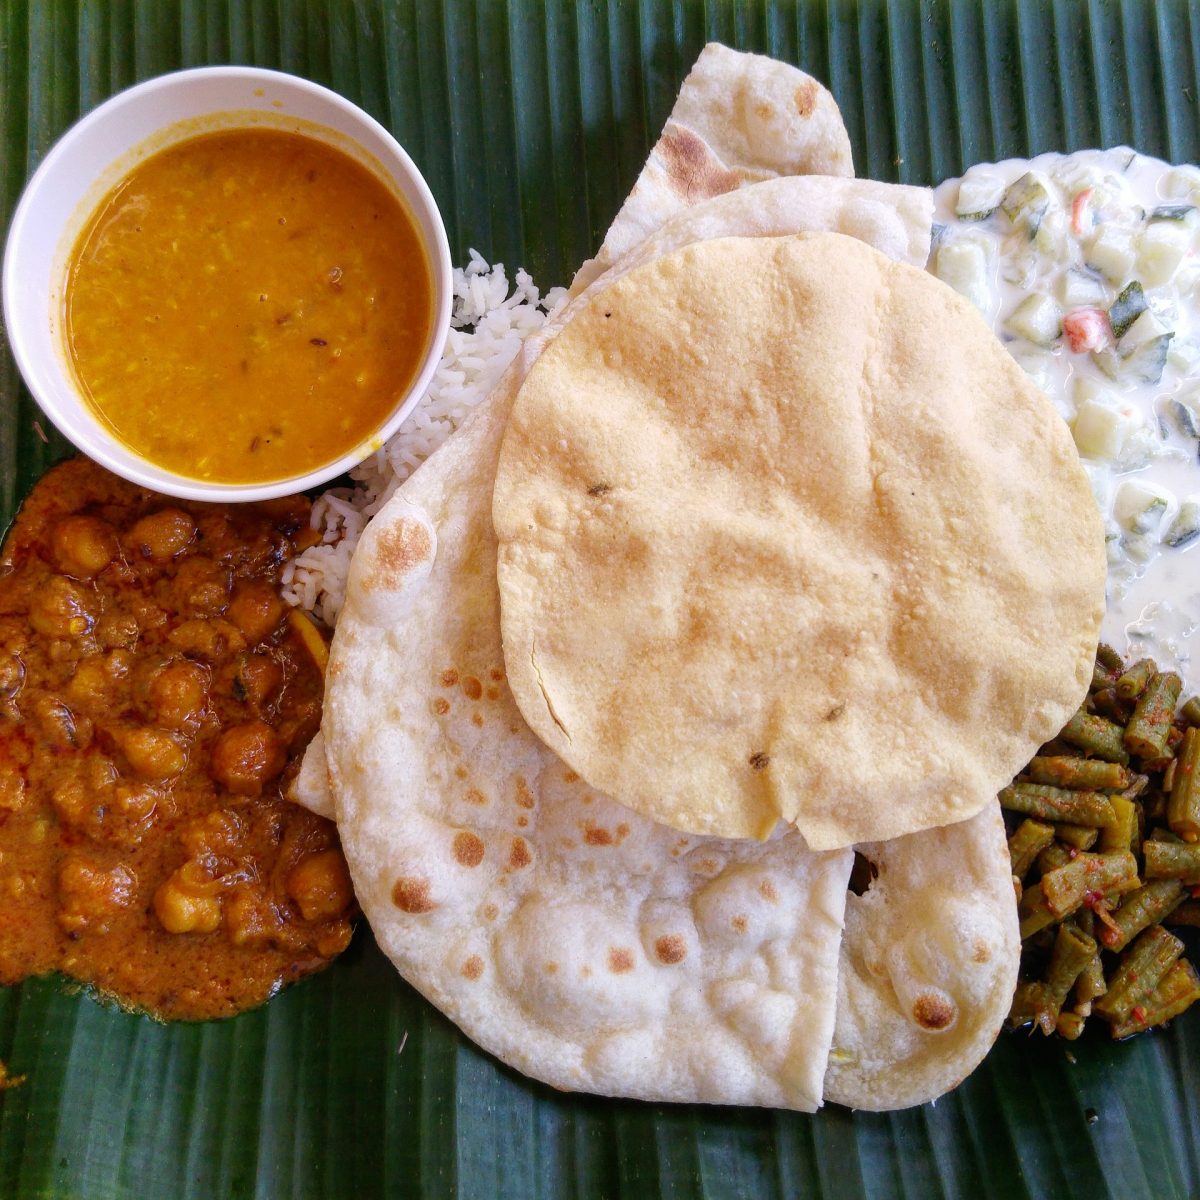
left=2, top=66, right=452, bottom=501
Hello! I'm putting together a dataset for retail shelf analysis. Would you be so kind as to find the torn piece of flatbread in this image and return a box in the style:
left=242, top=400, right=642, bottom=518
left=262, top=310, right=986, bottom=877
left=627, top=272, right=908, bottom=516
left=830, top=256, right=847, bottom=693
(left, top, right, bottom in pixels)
left=824, top=801, right=1019, bottom=1110
left=569, top=41, right=854, bottom=296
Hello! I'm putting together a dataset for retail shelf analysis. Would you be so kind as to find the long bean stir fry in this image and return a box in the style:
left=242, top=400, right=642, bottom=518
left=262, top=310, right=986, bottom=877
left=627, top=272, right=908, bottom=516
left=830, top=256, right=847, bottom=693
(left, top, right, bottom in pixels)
left=1005, top=646, right=1200, bottom=1040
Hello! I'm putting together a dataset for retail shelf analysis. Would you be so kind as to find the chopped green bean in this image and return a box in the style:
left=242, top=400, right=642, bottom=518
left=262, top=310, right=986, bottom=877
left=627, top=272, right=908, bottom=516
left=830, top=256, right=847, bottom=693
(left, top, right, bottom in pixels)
left=1094, top=925, right=1184, bottom=1023
left=1041, top=851, right=1139, bottom=918
left=1071, top=910, right=1107, bottom=1004
left=1091, top=688, right=1130, bottom=724
left=1122, top=775, right=1150, bottom=801
left=1008, top=981, right=1045, bottom=1029
left=1149, top=826, right=1185, bottom=843
left=1018, top=882, right=1058, bottom=940
left=1055, top=1011, right=1087, bottom=1039
left=1144, top=839, right=1200, bottom=882
left=1165, top=900, right=1200, bottom=927
left=1116, top=658, right=1157, bottom=700
left=1036, top=842, right=1075, bottom=876
left=1124, top=672, right=1183, bottom=759
left=1009, top=819, right=1055, bottom=879
left=1061, top=710, right=1130, bottom=763
left=1097, top=643, right=1124, bottom=672
left=1092, top=660, right=1115, bottom=692
left=1109, top=960, right=1200, bottom=1038
left=1036, top=923, right=1098, bottom=1033
left=999, top=782, right=1116, bottom=827
left=1026, top=756, right=1132, bottom=791
left=1182, top=697, right=1200, bottom=727
left=1076, top=951, right=1107, bottom=1004
left=1099, top=795, right=1138, bottom=853
left=1168, top=726, right=1200, bottom=841
left=1057, top=823, right=1099, bottom=851
left=1099, top=880, right=1185, bottom=951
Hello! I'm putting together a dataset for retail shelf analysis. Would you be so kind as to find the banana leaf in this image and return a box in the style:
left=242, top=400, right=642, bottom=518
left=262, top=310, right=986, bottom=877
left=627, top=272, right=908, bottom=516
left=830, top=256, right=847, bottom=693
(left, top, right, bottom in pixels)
left=2, top=2, right=1200, bottom=1197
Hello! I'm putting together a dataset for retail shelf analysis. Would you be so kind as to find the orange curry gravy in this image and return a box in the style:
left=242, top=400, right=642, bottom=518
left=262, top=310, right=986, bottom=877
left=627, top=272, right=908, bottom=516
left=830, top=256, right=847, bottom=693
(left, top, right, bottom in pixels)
left=0, top=458, right=354, bottom=1019
left=65, top=127, right=434, bottom=484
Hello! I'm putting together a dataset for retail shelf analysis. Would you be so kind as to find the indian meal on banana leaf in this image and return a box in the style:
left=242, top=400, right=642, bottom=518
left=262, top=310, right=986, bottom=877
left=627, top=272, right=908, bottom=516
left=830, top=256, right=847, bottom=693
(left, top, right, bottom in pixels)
left=2, top=41, right=1199, bottom=1113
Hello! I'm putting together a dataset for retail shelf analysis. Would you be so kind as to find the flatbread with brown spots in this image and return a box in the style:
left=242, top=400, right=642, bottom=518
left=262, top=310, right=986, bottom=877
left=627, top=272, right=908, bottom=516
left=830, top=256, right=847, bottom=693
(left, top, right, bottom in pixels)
left=569, top=41, right=854, bottom=297
left=314, top=181, right=1021, bottom=1110
left=824, top=802, right=1020, bottom=1110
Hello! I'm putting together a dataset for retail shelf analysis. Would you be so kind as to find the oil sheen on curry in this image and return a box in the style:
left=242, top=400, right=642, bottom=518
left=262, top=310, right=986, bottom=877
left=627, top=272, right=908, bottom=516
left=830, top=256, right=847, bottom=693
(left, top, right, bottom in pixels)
left=0, top=457, right=355, bottom=1019
left=64, top=128, right=434, bottom=483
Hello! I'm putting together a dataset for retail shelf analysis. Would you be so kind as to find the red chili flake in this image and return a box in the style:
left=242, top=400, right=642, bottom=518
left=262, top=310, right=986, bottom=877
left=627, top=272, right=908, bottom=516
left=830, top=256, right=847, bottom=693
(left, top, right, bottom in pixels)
left=1131, top=1004, right=1147, bottom=1023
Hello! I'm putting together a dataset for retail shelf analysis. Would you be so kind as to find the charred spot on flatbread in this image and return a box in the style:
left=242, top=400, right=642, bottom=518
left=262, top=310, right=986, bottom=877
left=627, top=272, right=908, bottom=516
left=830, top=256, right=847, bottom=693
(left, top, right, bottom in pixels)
left=370, top=516, right=431, bottom=586
left=658, top=126, right=742, bottom=202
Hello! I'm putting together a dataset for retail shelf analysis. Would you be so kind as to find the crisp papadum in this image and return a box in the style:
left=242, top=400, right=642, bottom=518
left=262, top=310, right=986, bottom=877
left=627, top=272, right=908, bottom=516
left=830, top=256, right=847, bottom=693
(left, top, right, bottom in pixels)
left=493, top=233, right=1107, bottom=850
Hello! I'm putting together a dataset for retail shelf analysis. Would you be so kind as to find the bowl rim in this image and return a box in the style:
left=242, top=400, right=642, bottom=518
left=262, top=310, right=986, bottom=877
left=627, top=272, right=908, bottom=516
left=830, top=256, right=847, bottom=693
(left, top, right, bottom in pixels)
left=2, top=64, right=453, bottom=503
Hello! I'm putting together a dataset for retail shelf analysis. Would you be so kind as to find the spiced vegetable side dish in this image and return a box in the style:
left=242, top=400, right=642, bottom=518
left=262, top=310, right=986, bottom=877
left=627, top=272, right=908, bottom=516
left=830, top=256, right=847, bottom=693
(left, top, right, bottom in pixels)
left=0, top=457, right=354, bottom=1020
left=1005, top=645, right=1200, bottom=1039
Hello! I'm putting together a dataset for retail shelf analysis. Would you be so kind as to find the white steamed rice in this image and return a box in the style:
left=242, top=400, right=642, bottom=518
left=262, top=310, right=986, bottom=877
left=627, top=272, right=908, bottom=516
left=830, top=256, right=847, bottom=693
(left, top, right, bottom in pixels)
left=280, top=251, right=565, bottom=625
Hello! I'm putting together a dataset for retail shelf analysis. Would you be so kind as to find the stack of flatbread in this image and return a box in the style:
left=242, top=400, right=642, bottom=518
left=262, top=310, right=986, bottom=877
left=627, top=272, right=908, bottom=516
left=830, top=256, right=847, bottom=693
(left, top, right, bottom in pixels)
left=296, top=44, right=1107, bottom=1111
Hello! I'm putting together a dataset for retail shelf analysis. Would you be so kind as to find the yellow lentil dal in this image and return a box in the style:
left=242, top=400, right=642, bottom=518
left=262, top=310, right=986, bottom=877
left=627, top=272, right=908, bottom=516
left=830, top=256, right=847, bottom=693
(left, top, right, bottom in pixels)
left=64, top=127, right=434, bottom=483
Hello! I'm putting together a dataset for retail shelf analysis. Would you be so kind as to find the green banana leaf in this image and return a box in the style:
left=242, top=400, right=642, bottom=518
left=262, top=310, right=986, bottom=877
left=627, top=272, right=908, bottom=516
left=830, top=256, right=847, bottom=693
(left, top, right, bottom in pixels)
left=3, top=2, right=1200, bottom=1197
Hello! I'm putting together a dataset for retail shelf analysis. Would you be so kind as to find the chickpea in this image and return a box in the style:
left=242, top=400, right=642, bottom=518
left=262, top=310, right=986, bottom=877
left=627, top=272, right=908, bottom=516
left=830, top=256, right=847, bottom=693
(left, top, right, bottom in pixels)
left=57, top=856, right=136, bottom=934
left=65, top=653, right=130, bottom=712
left=0, top=766, right=26, bottom=812
left=96, top=610, right=139, bottom=650
left=51, top=755, right=117, bottom=830
left=223, top=883, right=281, bottom=947
left=126, top=508, right=196, bottom=563
left=233, top=653, right=282, bottom=706
left=171, top=556, right=230, bottom=617
left=209, top=720, right=286, bottom=794
left=0, top=652, right=24, bottom=698
left=180, top=809, right=245, bottom=858
left=286, top=849, right=354, bottom=922
left=51, top=515, right=117, bottom=578
left=226, top=581, right=286, bottom=644
left=154, top=865, right=221, bottom=934
left=31, top=694, right=92, bottom=750
left=111, top=725, right=188, bottom=780
left=167, top=618, right=246, bottom=663
left=145, top=659, right=209, bottom=730
left=28, top=575, right=94, bottom=638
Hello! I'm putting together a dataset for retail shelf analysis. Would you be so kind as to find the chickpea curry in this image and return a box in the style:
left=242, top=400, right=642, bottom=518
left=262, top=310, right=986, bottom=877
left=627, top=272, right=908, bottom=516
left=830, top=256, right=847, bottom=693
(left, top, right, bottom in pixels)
left=64, top=127, right=434, bottom=484
left=0, top=457, right=355, bottom=1019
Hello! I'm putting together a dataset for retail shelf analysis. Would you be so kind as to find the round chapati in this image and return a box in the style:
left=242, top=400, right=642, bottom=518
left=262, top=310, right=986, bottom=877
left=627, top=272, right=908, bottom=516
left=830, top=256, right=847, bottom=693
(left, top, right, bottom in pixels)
left=492, top=233, right=1107, bottom=849
left=318, top=200, right=1018, bottom=1112
left=321, top=365, right=1016, bottom=1112
left=323, top=386, right=854, bottom=1113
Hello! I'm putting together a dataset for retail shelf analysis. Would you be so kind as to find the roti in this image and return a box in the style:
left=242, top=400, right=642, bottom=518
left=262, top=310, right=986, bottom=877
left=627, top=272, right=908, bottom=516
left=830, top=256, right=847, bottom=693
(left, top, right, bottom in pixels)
left=824, top=801, right=1019, bottom=1110
left=313, top=186, right=1018, bottom=1110
left=492, top=233, right=1108, bottom=849
left=321, top=278, right=852, bottom=1112
left=569, top=42, right=854, bottom=296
